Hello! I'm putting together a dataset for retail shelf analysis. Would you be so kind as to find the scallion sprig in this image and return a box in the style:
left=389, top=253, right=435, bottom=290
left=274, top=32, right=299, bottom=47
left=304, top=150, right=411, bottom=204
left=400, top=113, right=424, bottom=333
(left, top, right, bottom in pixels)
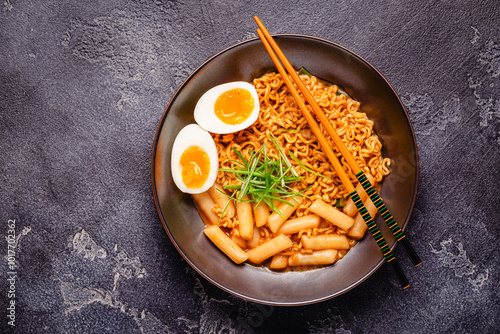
left=220, top=137, right=304, bottom=219
left=218, top=133, right=331, bottom=223
left=288, top=151, right=331, bottom=180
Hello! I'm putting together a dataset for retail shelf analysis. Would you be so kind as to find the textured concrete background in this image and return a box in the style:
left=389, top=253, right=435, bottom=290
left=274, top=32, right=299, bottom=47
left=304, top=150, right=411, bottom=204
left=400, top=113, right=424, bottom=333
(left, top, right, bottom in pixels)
left=1, top=0, right=499, bottom=333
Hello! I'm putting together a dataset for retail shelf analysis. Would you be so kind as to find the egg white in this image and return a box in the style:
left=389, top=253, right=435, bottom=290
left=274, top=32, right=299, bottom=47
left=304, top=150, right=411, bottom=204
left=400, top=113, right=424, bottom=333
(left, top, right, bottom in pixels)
left=170, top=124, right=218, bottom=194
left=194, top=81, right=260, bottom=134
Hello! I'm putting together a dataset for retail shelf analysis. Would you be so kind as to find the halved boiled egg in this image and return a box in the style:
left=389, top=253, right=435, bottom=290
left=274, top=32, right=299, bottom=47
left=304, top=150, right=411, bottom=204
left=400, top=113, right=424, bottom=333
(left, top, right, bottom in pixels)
left=194, top=81, right=260, bottom=134
left=171, top=124, right=218, bottom=194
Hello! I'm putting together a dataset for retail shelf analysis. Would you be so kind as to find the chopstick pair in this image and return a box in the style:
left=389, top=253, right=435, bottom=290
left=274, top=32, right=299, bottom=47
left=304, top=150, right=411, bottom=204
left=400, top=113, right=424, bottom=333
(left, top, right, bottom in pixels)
left=254, top=16, right=421, bottom=288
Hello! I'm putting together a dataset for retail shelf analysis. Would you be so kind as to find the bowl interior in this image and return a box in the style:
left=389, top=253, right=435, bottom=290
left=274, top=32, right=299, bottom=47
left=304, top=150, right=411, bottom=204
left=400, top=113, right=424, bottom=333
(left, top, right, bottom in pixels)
left=152, top=34, right=418, bottom=306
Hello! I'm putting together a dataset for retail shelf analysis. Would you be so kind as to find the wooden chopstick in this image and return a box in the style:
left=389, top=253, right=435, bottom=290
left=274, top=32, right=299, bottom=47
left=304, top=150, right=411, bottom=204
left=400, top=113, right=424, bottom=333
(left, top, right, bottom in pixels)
left=254, top=25, right=409, bottom=289
left=254, top=16, right=421, bottom=268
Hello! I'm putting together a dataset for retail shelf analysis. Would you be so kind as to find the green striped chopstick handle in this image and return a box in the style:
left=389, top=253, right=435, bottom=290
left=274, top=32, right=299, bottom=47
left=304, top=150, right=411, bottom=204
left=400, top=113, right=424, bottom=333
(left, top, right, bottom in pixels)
left=356, top=171, right=422, bottom=267
left=350, top=191, right=410, bottom=289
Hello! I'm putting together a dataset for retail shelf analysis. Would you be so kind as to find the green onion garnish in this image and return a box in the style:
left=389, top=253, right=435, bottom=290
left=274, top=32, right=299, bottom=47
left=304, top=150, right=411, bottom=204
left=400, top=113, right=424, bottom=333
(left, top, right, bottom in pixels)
left=220, top=138, right=305, bottom=219
left=336, top=88, right=349, bottom=97
left=218, top=133, right=334, bottom=222
left=297, top=67, right=312, bottom=77
left=334, top=198, right=347, bottom=208
left=288, top=151, right=331, bottom=180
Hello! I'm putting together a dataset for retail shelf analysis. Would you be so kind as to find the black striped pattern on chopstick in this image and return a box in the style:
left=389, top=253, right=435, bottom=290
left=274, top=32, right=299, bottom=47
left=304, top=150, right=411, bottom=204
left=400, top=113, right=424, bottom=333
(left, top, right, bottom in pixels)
left=356, top=172, right=404, bottom=240
left=350, top=191, right=394, bottom=261
left=350, top=191, right=409, bottom=288
left=356, top=171, right=422, bottom=266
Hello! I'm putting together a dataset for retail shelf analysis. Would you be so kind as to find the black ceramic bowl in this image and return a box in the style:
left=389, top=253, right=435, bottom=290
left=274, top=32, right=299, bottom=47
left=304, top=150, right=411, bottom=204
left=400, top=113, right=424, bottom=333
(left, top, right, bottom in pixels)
left=151, top=34, right=418, bottom=306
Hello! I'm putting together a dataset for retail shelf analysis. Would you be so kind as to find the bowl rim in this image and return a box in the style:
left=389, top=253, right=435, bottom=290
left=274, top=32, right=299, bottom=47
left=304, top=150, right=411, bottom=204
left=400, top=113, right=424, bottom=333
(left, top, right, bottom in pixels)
left=151, top=33, right=419, bottom=306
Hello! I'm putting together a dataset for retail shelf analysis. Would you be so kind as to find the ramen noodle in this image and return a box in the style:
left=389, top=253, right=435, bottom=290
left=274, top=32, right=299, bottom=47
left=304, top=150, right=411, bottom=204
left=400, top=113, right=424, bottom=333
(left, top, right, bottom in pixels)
left=196, top=71, right=391, bottom=269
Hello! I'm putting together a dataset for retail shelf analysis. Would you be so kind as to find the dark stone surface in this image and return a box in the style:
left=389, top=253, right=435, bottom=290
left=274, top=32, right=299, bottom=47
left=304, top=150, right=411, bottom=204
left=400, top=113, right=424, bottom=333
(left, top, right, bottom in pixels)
left=1, top=0, right=499, bottom=333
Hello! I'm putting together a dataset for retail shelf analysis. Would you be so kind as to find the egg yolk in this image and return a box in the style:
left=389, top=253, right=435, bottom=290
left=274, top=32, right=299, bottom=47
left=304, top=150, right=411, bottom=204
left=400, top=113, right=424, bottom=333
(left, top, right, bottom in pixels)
left=214, top=88, right=254, bottom=125
left=180, top=146, right=211, bottom=189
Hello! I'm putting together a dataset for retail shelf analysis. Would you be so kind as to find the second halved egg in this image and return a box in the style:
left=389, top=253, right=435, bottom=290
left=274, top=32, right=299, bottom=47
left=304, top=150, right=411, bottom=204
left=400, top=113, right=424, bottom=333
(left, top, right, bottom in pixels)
left=170, top=124, right=218, bottom=194
left=194, top=81, right=260, bottom=134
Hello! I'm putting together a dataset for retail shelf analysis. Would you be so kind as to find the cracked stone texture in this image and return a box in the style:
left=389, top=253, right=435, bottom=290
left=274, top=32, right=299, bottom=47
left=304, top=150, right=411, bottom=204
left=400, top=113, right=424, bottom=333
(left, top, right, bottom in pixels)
left=1, top=0, right=499, bottom=333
